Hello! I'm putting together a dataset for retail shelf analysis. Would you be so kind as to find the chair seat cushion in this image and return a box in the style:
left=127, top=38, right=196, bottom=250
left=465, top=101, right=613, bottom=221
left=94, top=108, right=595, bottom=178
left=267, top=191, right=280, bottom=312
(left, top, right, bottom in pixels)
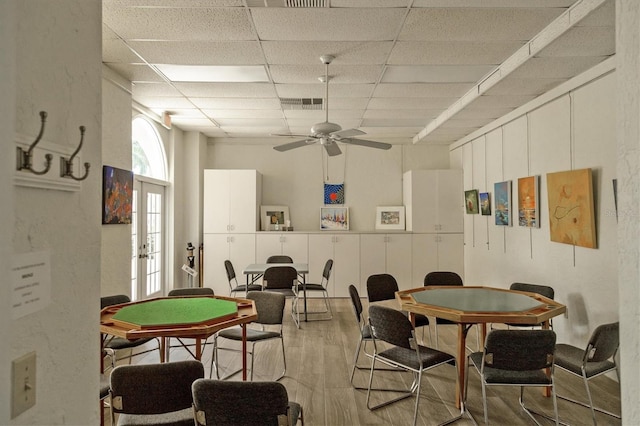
left=264, top=288, right=297, bottom=297
left=469, top=352, right=552, bottom=385
left=554, top=343, right=616, bottom=377
left=117, top=407, right=194, bottom=426
left=218, top=327, right=281, bottom=342
left=232, top=284, right=263, bottom=293
left=296, top=283, right=326, bottom=292
left=378, top=345, right=454, bottom=371
left=105, top=336, right=154, bottom=350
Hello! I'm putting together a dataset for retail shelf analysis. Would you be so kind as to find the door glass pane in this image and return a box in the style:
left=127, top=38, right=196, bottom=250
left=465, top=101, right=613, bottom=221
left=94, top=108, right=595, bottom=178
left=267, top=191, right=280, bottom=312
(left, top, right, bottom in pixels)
left=146, top=192, right=162, bottom=295
left=131, top=188, right=139, bottom=300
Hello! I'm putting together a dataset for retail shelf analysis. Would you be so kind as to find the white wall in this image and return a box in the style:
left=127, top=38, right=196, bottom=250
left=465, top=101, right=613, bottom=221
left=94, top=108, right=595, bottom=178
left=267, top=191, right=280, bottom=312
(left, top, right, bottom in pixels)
left=452, top=67, right=618, bottom=349
left=5, top=0, right=102, bottom=424
left=206, top=143, right=451, bottom=232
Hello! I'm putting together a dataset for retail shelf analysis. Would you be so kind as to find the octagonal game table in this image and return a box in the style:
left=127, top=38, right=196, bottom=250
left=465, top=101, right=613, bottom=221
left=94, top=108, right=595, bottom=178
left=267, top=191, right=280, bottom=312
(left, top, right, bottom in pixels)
left=100, top=295, right=257, bottom=380
left=395, top=286, right=566, bottom=408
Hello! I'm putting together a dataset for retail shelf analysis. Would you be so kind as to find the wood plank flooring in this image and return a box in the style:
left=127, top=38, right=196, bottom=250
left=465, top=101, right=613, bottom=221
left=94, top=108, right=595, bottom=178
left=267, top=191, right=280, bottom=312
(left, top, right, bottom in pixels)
left=103, top=298, right=621, bottom=426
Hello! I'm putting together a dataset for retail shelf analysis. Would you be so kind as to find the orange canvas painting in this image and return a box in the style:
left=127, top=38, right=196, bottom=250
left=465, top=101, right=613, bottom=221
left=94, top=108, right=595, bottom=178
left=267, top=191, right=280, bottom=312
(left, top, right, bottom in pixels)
left=546, top=168, right=597, bottom=248
left=518, top=176, right=539, bottom=228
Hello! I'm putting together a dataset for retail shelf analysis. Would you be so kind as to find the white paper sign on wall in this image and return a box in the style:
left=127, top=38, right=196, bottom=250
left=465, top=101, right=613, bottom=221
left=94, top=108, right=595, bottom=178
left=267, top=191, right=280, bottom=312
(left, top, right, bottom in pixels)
left=12, top=251, right=52, bottom=319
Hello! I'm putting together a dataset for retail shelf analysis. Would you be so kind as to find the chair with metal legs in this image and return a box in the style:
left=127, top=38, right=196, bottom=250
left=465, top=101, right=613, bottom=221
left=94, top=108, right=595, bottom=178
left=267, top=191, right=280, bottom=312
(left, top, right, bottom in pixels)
left=554, top=322, right=620, bottom=425
left=225, top=260, right=262, bottom=297
left=295, top=258, right=332, bottom=320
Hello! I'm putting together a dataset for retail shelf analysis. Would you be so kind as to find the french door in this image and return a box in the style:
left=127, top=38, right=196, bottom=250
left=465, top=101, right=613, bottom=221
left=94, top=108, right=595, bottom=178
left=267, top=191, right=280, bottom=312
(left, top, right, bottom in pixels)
left=131, top=180, right=165, bottom=300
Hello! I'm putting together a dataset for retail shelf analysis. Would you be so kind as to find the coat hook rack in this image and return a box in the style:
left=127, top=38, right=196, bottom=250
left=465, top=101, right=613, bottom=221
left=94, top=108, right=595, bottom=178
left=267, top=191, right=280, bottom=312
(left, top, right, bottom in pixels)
left=16, top=111, right=53, bottom=175
left=60, top=125, right=90, bottom=181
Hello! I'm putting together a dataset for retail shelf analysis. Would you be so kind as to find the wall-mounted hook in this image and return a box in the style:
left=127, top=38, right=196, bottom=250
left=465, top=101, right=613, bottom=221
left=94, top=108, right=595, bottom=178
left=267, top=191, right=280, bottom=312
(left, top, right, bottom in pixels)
left=16, top=111, right=53, bottom=175
left=60, top=125, right=90, bottom=181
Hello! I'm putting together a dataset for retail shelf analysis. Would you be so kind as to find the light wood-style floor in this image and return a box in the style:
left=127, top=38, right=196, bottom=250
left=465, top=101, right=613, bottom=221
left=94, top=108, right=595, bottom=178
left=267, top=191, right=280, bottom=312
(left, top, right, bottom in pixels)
left=103, top=298, right=621, bottom=426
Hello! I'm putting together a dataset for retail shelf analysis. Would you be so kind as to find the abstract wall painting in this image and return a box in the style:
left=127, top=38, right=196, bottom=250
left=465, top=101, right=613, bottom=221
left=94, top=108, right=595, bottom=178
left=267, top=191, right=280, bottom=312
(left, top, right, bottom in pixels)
left=324, top=183, right=345, bottom=204
left=102, top=165, right=133, bottom=225
left=494, top=181, right=512, bottom=226
left=518, top=176, right=539, bottom=228
left=464, top=189, right=479, bottom=214
left=546, top=168, right=597, bottom=248
left=479, top=192, right=491, bottom=216
left=320, top=207, right=349, bottom=231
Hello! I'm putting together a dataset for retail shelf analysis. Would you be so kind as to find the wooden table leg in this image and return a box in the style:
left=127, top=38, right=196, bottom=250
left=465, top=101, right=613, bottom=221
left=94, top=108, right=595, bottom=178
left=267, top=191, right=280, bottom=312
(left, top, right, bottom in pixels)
left=160, top=337, right=167, bottom=363
left=195, top=337, right=202, bottom=360
left=242, top=324, right=247, bottom=381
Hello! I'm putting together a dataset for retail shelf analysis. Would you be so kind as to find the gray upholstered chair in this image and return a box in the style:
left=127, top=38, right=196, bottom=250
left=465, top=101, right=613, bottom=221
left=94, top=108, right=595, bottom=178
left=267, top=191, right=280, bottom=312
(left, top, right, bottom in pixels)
left=225, top=259, right=262, bottom=296
left=212, top=291, right=287, bottom=381
left=266, top=255, right=293, bottom=263
left=554, top=322, right=620, bottom=425
left=507, top=282, right=556, bottom=329
left=366, top=273, right=430, bottom=343
left=167, top=287, right=215, bottom=358
left=465, top=329, right=559, bottom=425
left=263, top=266, right=300, bottom=327
left=348, top=284, right=374, bottom=389
left=366, top=305, right=462, bottom=426
left=100, top=294, right=160, bottom=370
left=295, top=258, right=332, bottom=319
left=192, top=379, right=303, bottom=426
left=109, top=360, right=204, bottom=426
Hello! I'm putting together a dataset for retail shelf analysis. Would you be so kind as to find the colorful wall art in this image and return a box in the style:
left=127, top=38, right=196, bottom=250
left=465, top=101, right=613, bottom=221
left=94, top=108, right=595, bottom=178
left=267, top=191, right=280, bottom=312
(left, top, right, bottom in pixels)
left=494, top=181, right=512, bottom=226
left=102, top=165, right=133, bottom=225
left=546, top=168, right=597, bottom=248
left=324, top=183, right=345, bottom=204
left=464, top=189, right=479, bottom=214
left=320, top=207, right=349, bottom=230
left=479, top=192, right=491, bottom=216
left=518, top=176, right=539, bottom=228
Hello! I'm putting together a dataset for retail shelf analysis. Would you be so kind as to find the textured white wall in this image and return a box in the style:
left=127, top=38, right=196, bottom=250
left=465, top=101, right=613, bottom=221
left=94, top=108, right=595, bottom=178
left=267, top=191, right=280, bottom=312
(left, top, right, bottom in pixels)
left=453, top=69, right=618, bottom=350
left=206, top=143, right=450, bottom=232
left=9, top=0, right=102, bottom=424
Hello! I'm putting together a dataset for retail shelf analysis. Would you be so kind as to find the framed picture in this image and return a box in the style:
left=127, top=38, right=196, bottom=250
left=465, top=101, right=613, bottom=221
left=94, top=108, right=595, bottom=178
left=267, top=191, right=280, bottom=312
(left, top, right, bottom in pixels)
left=494, top=180, right=512, bottom=226
left=464, top=190, right=479, bottom=214
left=518, top=175, right=540, bottom=228
left=320, top=207, right=349, bottom=231
left=102, top=165, right=133, bottom=225
left=376, top=206, right=405, bottom=230
left=479, top=193, right=491, bottom=216
left=546, top=168, right=596, bottom=248
left=260, top=205, right=290, bottom=231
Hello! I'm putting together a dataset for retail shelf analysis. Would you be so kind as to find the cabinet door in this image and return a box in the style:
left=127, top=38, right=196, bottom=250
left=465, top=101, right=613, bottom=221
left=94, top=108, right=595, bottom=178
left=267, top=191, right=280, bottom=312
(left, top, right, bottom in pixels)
left=203, top=234, right=231, bottom=295
left=436, top=170, right=463, bottom=233
left=385, top=234, right=412, bottom=290
left=436, top=233, right=464, bottom=279
left=308, top=234, right=335, bottom=297
left=229, top=170, right=259, bottom=232
left=203, top=171, right=231, bottom=233
left=360, top=234, right=388, bottom=293
left=332, top=234, right=360, bottom=297
left=411, top=234, right=439, bottom=287
left=281, top=233, right=308, bottom=263
left=255, top=233, right=284, bottom=263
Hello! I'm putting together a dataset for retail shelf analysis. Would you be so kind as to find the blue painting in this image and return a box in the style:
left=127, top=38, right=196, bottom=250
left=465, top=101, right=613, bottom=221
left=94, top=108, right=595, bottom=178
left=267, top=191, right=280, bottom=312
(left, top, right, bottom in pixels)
left=324, top=183, right=345, bottom=204
left=494, top=181, right=512, bottom=226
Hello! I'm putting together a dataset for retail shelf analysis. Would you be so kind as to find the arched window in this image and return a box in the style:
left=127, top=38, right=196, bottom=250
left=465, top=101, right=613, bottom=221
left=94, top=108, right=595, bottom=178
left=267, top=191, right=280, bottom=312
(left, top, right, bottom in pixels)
left=132, top=117, right=167, bottom=180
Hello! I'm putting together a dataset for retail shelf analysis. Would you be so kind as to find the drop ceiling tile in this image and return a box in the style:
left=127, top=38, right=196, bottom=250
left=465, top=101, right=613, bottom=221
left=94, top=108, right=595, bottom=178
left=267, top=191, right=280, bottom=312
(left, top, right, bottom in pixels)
left=388, top=41, right=525, bottom=65
left=482, top=77, right=567, bottom=96
left=270, top=65, right=383, bottom=84
left=360, top=127, right=424, bottom=138
left=284, top=110, right=365, bottom=120
left=534, top=26, right=615, bottom=57
left=438, top=118, right=490, bottom=129
left=508, top=56, right=607, bottom=79
left=373, top=83, right=474, bottom=98
left=204, top=109, right=285, bottom=119
left=174, top=82, right=277, bottom=97
left=105, top=1, right=245, bottom=7
left=132, top=82, right=183, bottom=97
left=162, top=109, right=207, bottom=118
left=286, top=119, right=362, bottom=130
left=412, top=1, right=575, bottom=6
left=275, top=84, right=374, bottom=98
left=466, top=94, right=537, bottom=109
left=222, top=127, right=296, bottom=137
left=262, top=41, right=393, bottom=64
left=105, top=63, right=164, bottom=83
left=361, top=118, right=428, bottom=127
left=368, top=97, right=457, bottom=109
left=128, top=41, right=265, bottom=65
left=191, top=98, right=282, bottom=110
left=103, top=39, right=142, bottom=63
left=170, top=117, right=219, bottom=128
left=215, top=118, right=287, bottom=127
left=363, top=109, right=439, bottom=120
left=331, top=0, right=410, bottom=6
left=575, top=0, right=614, bottom=27
left=382, top=65, right=496, bottom=83
left=134, top=96, right=195, bottom=109
left=450, top=107, right=516, bottom=120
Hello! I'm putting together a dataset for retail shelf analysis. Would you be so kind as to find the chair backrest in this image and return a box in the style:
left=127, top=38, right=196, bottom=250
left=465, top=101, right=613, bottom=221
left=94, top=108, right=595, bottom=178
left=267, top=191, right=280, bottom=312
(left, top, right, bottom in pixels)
left=348, top=284, right=363, bottom=325
left=424, top=271, right=463, bottom=287
left=368, top=304, right=413, bottom=349
left=224, top=259, right=236, bottom=282
left=247, top=290, right=285, bottom=325
left=263, top=266, right=297, bottom=291
left=366, top=273, right=399, bottom=303
left=192, top=379, right=290, bottom=426
left=483, top=329, right=556, bottom=371
left=509, top=282, right=554, bottom=300
left=168, top=287, right=214, bottom=296
left=586, top=322, right=619, bottom=363
left=266, top=255, right=293, bottom=263
left=322, top=259, right=333, bottom=282
left=110, top=360, right=204, bottom=416
left=100, top=294, right=130, bottom=309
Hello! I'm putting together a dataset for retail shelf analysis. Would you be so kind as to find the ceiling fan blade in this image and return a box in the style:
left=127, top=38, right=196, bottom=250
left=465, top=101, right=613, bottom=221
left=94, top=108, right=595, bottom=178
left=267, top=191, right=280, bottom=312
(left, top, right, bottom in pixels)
left=331, top=128, right=365, bottom=138
left=324, top=142, right=342, bottom=156
left=273, top=139, right=317, bottom=152
left=271, top=133, right=309, bottom=137
left=341, top=138, right=392, bottom=150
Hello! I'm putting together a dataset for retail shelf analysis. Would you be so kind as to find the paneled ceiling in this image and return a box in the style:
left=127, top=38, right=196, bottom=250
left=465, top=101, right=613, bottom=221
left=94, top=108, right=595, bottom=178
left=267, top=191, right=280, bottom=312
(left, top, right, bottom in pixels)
left=103, top=0, right=615, bottom=148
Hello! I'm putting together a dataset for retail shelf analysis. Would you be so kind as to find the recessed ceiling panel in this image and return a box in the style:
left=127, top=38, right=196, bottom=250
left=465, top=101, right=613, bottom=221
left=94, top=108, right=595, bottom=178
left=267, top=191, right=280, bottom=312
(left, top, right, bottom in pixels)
left=174, top=82, right=277, bottom=98
left=373, top=83, right=474, bottom=98
left=382, top=65, right=496, bottom=83
left=191, top=98, right=282, bottom=110
left=270, top=65, right=383, bottom=84
left=275, top=84, right=374, bottom=98
left=389, top=41, right=525, bottom=65
left=262, top=41, right=393, bottom=64
left=128, top=41, right=265, bottom=65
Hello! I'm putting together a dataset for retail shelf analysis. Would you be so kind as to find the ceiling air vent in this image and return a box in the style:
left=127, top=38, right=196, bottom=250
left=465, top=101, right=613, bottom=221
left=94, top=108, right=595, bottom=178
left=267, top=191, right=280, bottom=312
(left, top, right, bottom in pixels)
left=280, top=98, right=323, bottom=110
left=251, top=0, right=328, bottom=7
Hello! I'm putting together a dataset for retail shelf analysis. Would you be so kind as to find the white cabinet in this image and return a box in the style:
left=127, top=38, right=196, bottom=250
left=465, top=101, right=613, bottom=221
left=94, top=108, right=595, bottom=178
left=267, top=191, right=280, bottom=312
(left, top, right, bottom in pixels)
left=403, top=169, right=463, bottom=233
left=360, top=233, right=413, bottom=290
left=255, top=233, right=308, bottom=264
left=308, top=234, right=360, bottom=297
left=203, top=170, right=262, bottom=233
left=411, top=233, right=464, bottom=287
left=203, top=234, right=256, bottom=296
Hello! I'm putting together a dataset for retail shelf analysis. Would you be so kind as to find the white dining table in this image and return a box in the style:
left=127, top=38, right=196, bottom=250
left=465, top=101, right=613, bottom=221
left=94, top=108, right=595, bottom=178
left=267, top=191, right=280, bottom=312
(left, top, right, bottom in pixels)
left=243, top=263, right=310, bottom=321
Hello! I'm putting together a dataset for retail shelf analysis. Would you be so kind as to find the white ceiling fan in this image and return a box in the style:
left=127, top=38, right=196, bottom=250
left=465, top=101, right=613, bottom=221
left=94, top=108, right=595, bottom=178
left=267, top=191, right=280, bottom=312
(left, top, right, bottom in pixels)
left=273, top=55, right=392, bottom=157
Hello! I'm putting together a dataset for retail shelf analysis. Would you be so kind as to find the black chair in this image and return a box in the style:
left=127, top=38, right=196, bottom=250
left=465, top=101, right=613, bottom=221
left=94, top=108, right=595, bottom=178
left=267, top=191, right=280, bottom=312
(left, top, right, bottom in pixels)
left=554, top=322, right=620, bottom=425
left=167, top=287, right=215, bottom=359
left=267, top=255, right=293, bottom=263
left=507, top=282, right=556, bottom=329
left=366, top=305, right=462, bottom=426
left=295, top=258, right=332, bottom=319
left=225, top=259, right=262, bottom=297
left=465, top=329, right=559, bottom=425
left=99, top=373, right=110, bottom=426
left=366, top=274, right=430, bottom=343
left=263, top=266, right=300, bottom=328
left=192, top=379, right=303, bottom=426
left=109, top=360, right=204, bottom=426
left=100, top=295, right=160, bottom=370
left=212, top=291, right=287, bottom=381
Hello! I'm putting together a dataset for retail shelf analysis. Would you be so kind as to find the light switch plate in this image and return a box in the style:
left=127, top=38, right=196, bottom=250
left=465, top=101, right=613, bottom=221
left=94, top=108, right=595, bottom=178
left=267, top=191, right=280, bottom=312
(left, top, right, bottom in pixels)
left=12, top=351, right=36, bottom=418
